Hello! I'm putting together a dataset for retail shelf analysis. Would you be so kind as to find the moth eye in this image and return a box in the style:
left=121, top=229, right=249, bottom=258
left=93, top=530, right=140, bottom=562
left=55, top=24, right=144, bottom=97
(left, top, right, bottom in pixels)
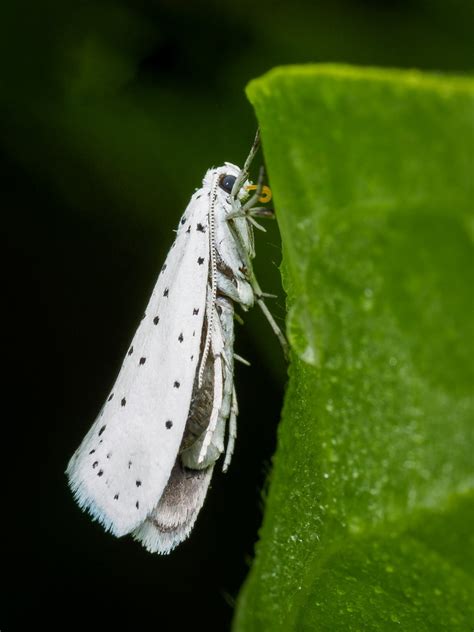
left=219, top=174, right=236, bottom=193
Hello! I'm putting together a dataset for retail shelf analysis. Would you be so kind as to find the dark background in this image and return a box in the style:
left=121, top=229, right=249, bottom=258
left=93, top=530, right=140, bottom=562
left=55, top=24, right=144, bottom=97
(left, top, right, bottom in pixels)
left=3, top=1, right=473, bottom=630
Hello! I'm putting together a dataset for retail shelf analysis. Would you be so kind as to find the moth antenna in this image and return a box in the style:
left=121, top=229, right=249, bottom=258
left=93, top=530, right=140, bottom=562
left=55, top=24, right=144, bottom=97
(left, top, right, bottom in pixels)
left=251, top=275, right=289, bottom=359
left=198, top=177, right=219, bottom=388
left=223, top=385, right=238, bottom=472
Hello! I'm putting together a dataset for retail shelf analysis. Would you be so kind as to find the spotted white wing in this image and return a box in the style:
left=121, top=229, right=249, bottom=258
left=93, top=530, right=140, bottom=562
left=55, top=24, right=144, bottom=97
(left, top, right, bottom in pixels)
left=67, top=190, right=211, bottom=536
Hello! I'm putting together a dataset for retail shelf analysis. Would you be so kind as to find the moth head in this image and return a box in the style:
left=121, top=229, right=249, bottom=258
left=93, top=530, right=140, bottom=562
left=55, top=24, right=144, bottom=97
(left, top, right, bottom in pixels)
left=215, top=162, right=272, bottom=204
left=217, top=163, right=271, bottom=204
left=216, top=163, right=247, bottom=200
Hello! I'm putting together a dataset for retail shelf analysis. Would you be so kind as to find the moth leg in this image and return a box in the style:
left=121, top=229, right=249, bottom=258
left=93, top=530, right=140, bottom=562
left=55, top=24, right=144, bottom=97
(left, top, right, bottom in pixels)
left=216, top=270, right=254, bottom=309
left=223, top=384, right=238, bottom=473
left=240, top=165, right=266, bottom=214
left=227, top=207, right=274, bottom=221
left=234, top=353, right=250, bottom=366
left=251, top=273, right=289, bottom=359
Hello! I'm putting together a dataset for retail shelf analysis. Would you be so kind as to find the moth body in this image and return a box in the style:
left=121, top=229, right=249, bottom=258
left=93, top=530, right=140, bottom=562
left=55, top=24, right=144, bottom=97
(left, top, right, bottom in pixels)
left=67, top=156, right=277, bottom=553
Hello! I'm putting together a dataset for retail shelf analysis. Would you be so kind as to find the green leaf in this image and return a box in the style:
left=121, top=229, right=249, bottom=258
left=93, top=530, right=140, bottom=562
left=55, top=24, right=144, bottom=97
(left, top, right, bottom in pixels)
left=234, top=65, right=474, bottom=631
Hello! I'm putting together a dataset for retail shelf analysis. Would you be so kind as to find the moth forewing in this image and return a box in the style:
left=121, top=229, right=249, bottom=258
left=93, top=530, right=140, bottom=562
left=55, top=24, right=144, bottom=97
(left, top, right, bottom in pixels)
left=67, top=189, right=211, bottom=536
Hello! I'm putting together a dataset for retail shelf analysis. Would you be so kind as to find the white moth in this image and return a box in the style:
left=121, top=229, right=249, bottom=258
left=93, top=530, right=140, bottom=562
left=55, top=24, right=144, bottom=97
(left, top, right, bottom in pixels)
left=66, top=132, right=286, bottom=554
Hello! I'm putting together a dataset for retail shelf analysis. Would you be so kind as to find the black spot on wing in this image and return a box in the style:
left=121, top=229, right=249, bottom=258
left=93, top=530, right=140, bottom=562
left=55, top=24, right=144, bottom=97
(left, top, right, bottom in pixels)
left=139, top=357, right=146, bottom=365
left=153, top=316, right=160, bottom=325
left=197, top=257, right=204, bottom=265
left=165, top=420, right=173, bottom=429
left=163, top=288, right=169, bottom=297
